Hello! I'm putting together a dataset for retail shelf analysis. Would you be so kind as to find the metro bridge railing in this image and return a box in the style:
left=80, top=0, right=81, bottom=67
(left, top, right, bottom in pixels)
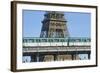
left=23, top=37, right=91, bottom=47
left=23, top=37, right=91, bottom=43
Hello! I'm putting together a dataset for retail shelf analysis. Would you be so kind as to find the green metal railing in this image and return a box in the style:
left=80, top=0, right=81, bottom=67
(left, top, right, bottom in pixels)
left=23, top=37, right=91, bottom=43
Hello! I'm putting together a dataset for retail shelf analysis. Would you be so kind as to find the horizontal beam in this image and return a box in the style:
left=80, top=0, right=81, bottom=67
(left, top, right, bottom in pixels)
left=23, top=46, right=90, bottom=53
left=23, top=37, right=91, bottom=43
left=23, top=42, right=90, bottom=47
left=23, top=51, right=91, bottom=56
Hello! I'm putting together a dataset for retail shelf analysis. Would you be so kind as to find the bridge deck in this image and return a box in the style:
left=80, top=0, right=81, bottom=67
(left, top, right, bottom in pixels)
left=23, top=37, right=91, bottom=53
left=23, top=46, right=90, bottom=53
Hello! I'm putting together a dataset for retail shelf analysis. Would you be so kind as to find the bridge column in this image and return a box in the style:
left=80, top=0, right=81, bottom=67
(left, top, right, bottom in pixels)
left=23, top=53, right=40, bottom=62
left=71, top=54, right=80, bottom=60
left=72, top=54, right=74, bottom=60
left=31, top=55, right=35, bottom=62
left=36, top=52, right=40, bottom=62
left=72, top=54, right=76, bottom=60
left=88, top=53, right=90, bottom=59
left=54, top=54, right=57, bottom=61
left=39, top=54, right=44, bottom=62
left=30, top=53, right=40, bottom=62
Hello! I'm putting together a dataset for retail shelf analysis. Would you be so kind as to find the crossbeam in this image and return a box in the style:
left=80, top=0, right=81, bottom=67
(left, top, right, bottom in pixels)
left=23, top=46, right=90, bottom=53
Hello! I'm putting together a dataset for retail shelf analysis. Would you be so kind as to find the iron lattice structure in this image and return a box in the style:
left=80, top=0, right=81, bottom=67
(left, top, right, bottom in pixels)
left=40, top=11, right=69, bottom=38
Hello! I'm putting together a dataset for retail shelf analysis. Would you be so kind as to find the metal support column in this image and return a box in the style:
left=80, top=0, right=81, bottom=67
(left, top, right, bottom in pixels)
left=88, top=53, right=90, bottom=59
left=72, top=54, right=74, bottom=60
left=36, top=52, right=40, bottom=62
left=54, top=54, right=57, bottom=61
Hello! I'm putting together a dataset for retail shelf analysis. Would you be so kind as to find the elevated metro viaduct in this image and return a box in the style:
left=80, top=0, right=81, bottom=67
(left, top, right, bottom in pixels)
left=23, top=37, right=91, bottom=62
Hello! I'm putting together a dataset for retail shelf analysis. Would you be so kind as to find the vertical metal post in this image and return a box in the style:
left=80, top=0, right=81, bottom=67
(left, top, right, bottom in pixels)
left=72, top=54, right=74, bottom=60
left=88, top=53, right=90, bottom=59
left=36, top=48, right=40, bottom=62
left=31, top=55, right=34, bottom=62
left=54, top=54, right=57, bottom=61
left=36, top=52, right=39, bottom=62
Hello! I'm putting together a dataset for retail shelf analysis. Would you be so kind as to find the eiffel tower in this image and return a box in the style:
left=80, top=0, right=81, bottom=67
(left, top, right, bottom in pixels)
left=40, top=11, right=69, bottom=38
left=39, top=11, right=80, bottom=61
